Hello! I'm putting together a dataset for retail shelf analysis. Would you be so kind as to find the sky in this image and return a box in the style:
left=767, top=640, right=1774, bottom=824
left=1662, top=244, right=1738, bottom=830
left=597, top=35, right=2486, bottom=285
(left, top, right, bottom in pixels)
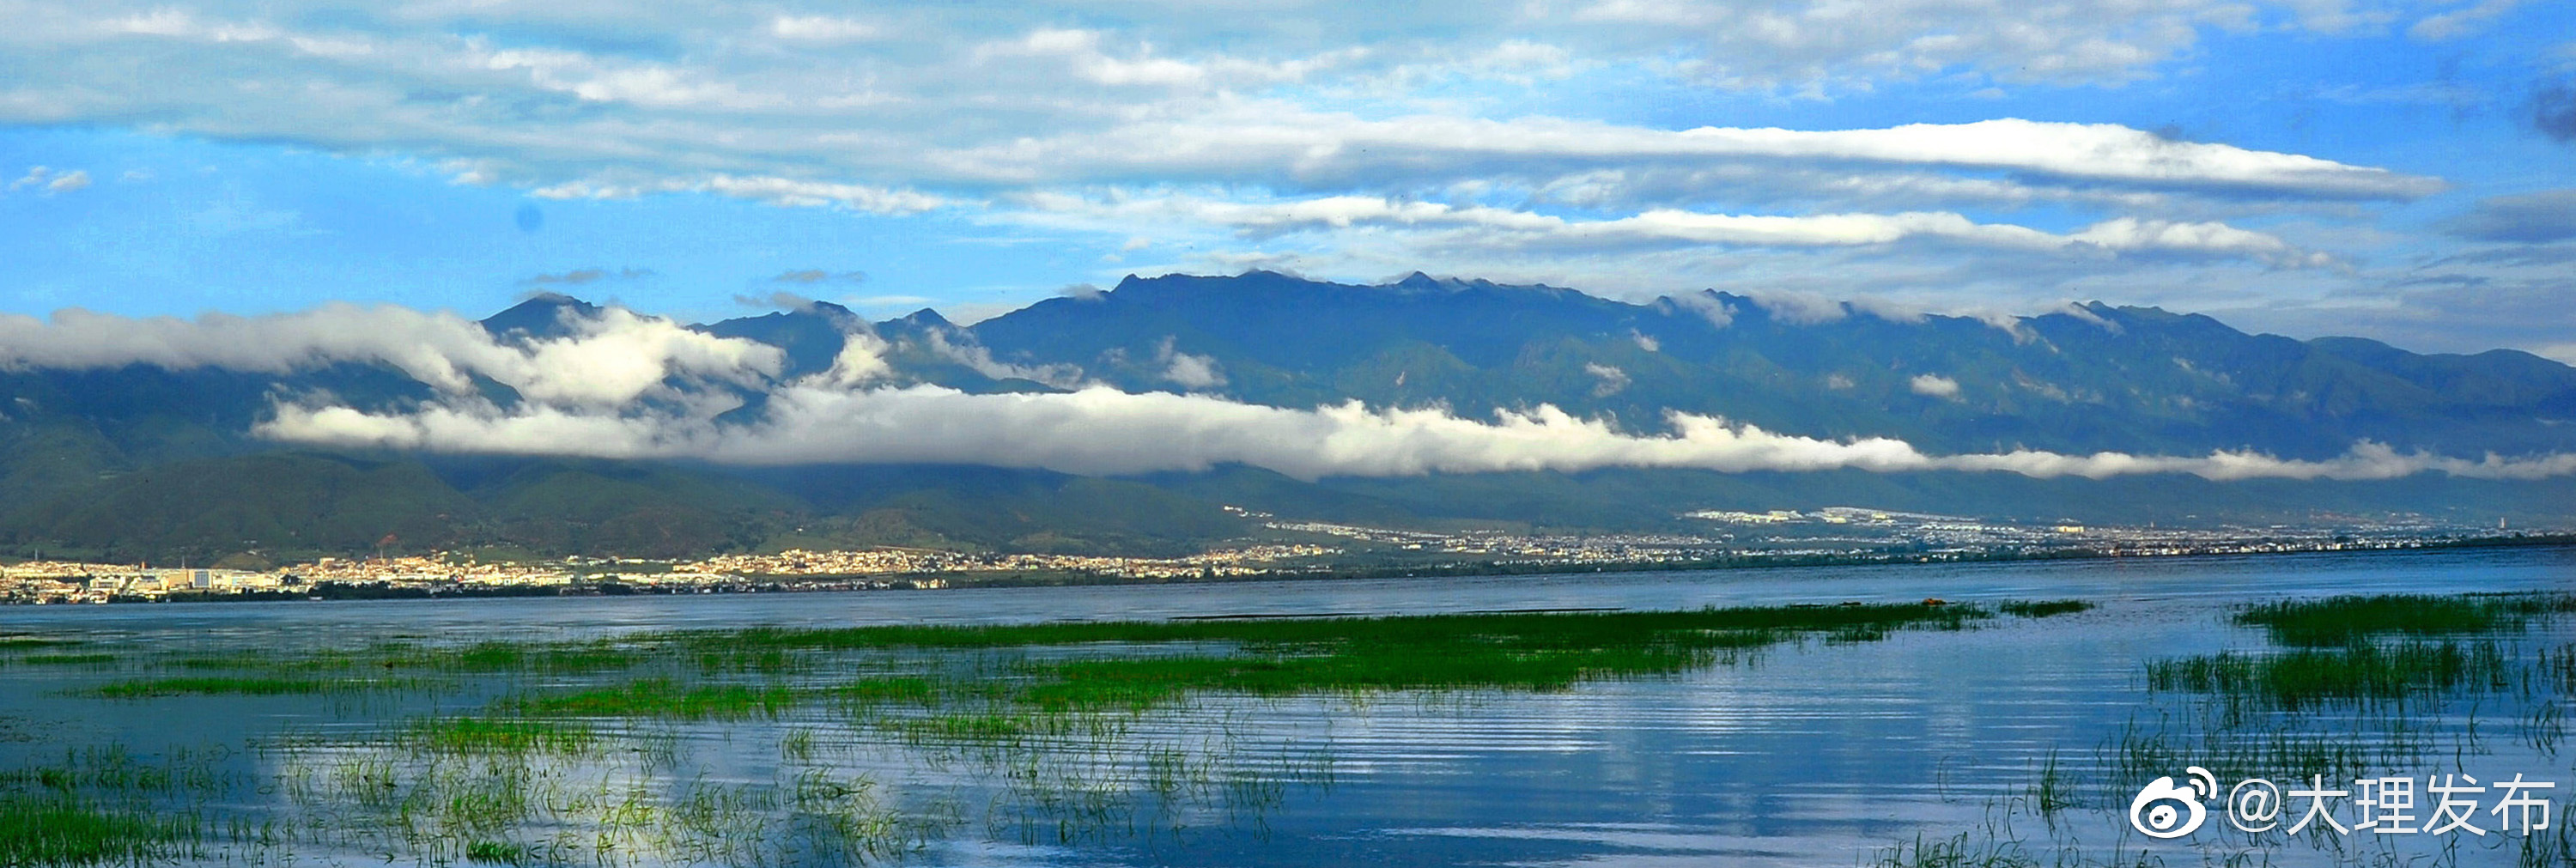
left=2, top=0, right=2573, bottom=361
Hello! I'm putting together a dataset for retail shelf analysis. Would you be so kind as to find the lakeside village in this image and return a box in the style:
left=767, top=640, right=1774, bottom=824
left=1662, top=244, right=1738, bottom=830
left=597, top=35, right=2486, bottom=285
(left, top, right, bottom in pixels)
left=0, top=507, right=2549, bottom=605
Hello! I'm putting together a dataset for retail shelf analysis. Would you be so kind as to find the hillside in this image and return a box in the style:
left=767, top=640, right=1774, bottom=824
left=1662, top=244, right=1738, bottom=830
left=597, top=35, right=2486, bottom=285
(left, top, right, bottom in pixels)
left=3, top=271, right=2573, bottom=563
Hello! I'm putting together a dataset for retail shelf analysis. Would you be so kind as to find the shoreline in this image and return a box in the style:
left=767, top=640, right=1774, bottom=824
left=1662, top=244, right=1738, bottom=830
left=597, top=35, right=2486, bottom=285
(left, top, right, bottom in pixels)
left=7, top=531, right=2570, bottom=609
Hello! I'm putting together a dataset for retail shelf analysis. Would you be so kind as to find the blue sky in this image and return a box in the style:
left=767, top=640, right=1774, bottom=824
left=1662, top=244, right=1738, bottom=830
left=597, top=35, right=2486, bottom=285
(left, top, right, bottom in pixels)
left=3, top=0, right=2573, bottom=357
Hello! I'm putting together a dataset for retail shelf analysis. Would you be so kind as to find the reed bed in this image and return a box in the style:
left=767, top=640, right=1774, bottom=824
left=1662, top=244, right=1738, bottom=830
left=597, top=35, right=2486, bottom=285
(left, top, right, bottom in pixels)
left=2144, top=640, right=2514, bottom=711
left=2234, top=592, right=2576, bottom=647
left=0, top=599, right=2021, bottom=866
left=86, top=677, right=423, bottom=699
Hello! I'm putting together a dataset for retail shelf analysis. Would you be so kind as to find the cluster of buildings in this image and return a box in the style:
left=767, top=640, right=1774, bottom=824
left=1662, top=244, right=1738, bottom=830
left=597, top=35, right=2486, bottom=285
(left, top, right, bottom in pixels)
left=0, top=542, right=1349, bottom=604
left=675, top=543, right=1343, bottom=580
left=0, top=506, right=2533, bottom=605
left=0, top=561, right=286, bottom=604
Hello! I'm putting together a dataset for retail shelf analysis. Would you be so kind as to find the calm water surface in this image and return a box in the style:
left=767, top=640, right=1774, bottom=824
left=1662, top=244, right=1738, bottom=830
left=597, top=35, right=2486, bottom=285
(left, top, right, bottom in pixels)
left=3, top=546, right=2571, bottom=867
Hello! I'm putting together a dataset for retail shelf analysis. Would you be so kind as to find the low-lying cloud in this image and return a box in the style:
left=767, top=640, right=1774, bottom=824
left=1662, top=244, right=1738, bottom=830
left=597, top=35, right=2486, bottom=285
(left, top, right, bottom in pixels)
left=256, top=385, right=2576, bottom=483
left=0, top=304, right=781, bottom=408
left=4, top=300, right=2572, bottom=485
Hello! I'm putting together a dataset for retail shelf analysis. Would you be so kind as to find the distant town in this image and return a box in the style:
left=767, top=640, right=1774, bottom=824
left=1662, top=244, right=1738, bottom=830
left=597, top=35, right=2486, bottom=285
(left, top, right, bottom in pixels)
left=0, top=506, right=2558, bottom=605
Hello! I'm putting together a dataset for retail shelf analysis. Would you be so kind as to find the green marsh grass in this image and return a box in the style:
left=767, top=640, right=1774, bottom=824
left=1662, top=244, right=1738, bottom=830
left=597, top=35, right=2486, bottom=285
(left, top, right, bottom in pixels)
left=497, top=677, right=799, bottom=720
left=0, top=745, right=241, bottom=867
left=2145, top=640, right=2513, bottom=711
left=824, top=676, right=938, bottom=706
left=398, top=717, right=599, bottom=756
left=0, top=794, right=199, bottom=867
left=0, top=638, right=84, bottom=651
left=462, top=839, right=533, bottom=865
left=20, top=653, right=118, bottom=666
left=10, top=600, right=2032, bottom=866
left=662, top=602, right=1987, bottom=658
left=2235, top=592, right=2576, bottom=647
left=86, top=676, right=422, bottom=699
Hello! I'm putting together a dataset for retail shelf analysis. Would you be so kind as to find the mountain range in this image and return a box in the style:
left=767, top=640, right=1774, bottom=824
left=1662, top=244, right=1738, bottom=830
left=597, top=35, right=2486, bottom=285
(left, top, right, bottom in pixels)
left=5, top=271, right=2573, bottom=565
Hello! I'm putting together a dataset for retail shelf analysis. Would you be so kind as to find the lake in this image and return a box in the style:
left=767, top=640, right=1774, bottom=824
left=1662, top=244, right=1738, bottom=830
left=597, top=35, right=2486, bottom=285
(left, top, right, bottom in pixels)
left=3, top=545, right=2571, bottom=867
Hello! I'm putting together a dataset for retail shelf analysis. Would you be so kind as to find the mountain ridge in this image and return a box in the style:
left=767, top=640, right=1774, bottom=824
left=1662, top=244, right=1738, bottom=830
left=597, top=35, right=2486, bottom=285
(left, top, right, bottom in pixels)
left=2, top=271, right=2570, bottom=563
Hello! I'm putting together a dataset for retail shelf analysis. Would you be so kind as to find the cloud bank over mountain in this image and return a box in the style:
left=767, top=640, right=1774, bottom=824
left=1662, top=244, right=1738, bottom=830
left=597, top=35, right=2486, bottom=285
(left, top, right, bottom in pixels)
left=257, top=382, right=2576, bottom=483
left=9, top=294, right=2572, bottom=484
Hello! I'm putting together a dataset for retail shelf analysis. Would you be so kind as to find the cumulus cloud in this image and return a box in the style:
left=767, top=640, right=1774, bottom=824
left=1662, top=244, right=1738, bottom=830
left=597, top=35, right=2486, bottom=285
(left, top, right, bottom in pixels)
left=8, top=166, right=87, bottom=194
left=0, top=2, right=2497, bottom=355
left=769, top=15, right=882, bottom=43
left=916, top=329, right=1085, bottom=388
left=813, top=331, right=895, bottom=388
left=0, top=4, right=2434, bottom=211
left=0, top=304, right=781, bottom=409
left=1153, top=337, right=1226, bottom=389
left=1908, top=373, right=1961, bottom=398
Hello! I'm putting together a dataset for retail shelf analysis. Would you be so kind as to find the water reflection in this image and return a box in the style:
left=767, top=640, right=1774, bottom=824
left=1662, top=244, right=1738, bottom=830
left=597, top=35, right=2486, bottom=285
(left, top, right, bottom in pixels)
left=0, top=546, right=2567, bottom=866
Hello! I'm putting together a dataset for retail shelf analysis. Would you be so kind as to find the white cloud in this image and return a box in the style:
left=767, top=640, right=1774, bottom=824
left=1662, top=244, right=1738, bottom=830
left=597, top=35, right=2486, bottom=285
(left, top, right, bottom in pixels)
left=0, top=298, right=2564, bottom=485
left=254, top=384, right=2576, bottom=483
left=0, top=303, right=782, bottom=408
left=769, top=15, right=881, bottom=43
left=0, top=5, right=2434, bottom=210
left=1017, top=193, right=2333, bottom=267
left=914, top=328, right=1085, bottom=388
left=7, top=166, right=79, bottom=192
left=1909, top=373, right=1961, bottom=398
left=813, top=331, right=894, bottom=388
left=2408, top=0, right=2527, bottom=41
left=953, top=115, right=2438, bottom=200
left=532, top=174, right=945, bottom=215
left=1584, top=361, right=1630, bottom=396
left=0, top=0, right=2488, bottom=347
left=1153, top=337, right=1226, bottom=389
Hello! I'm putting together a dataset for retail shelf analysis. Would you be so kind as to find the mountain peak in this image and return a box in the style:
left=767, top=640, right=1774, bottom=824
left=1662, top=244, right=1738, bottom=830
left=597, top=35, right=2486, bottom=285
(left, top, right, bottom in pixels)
left=894, top=307, right=953, bottom=330
left=482, top=293, right=601, bottom=340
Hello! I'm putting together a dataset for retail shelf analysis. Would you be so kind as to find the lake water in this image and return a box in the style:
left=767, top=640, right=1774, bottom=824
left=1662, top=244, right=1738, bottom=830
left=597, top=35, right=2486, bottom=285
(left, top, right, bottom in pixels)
left=3, top=545, right=2572, bottom=867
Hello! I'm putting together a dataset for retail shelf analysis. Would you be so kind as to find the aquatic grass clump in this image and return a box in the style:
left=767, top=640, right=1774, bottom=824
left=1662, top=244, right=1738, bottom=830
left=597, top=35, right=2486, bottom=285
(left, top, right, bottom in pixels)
left=157, top=649, right=374, bottom=674
left=499, top=678, right=799, bottom=720
left=0, top=745, right=244, bottom=867
left=2145, top=640, right=2512, bottom=711
left=438, top=640, right=646, bottom=674
left=85, top=676, right=419, bottom=699
left=824, top=677, right=938, bottom=706
left=2236, top=592, right=2576, bottom=647
left=666, top=601, right=1989, bottom=656
left=1016, top=641, right=1759, bottom=712
left=21, top=653, right=118, bottom=666
left=462, top=840, right=534, bottom=865
left=1997, top=600, right=2093, bottom=618
left=399, top=717, right=598, bottom=756
left=0, top=638, right=84, bottom=651
left=0, top=793, right=200, bottom=867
